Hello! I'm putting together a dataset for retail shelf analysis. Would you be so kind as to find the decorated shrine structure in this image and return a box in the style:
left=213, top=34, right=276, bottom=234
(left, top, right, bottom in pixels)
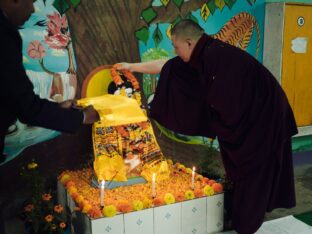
left=57, top=65, right=224, bottom=234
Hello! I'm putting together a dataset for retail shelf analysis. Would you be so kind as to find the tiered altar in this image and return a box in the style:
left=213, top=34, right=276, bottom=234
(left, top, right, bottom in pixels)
left=57, top=66, right=224, bottom=234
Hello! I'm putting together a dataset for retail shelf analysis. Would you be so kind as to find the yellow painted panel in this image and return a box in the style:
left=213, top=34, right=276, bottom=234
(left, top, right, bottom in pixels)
left=282, top=4, right=312, bottom=126
left=86, top=68, right=112, bottom=97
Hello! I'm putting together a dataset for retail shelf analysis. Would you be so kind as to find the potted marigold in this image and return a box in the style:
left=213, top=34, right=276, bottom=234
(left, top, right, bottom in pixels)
left=20, top=160, right=70, bottom=234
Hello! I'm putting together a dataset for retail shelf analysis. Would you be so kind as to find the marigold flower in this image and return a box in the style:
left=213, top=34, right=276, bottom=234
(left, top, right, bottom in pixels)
left=103, top=205, right=117, bottom=217
left=167, top=159, right=173, bottom=165
left=82, top=203, right=92, bottom=213
left=24, top=204, right=34, bottom=212
left=88, top=208, right=102, bottom=218
left=164, top=193, right=175, bottom=204
left=153, top=197, right=164, bottom=207
left=202, top=177, right=210, bottom=184
left=60, top=174, right=71, bottom=184
left=65, top=181, right=75, bottom=188
left=117, top=200, right=132, bottom=213
left=185, top=190, right=195, bottom=200
left=196, top=174, right=203, bottom=181
left=54, top=204, right=63, bottom=213
left=71, top=192, right=79, bottom=200
left=132, top=200, right=144, bottom=211
left=208, top=179, right=216, bottom=185
left=194, top=188, right=204, bottom=198
left=42, top=193, right=52, bottom=201
left=212, top=183, right=223, bottom=193
left=142, top=197, right=152, bottom=209
left=59, top=222, right=66, bottom=229
left=45, top=214, right=53, bottom=222
left=75, top=195, right=84, bottom=203
left=186, top=168, right=193, bottom=175
left=68, top=186, right=78, bottom=195
left=27, top=162, right=38, bottom=169
left=79, top=200, right=89, bottom=209
left=175, top=193, right=185, bottom=202
left=204, top=185, right=215, bottom=196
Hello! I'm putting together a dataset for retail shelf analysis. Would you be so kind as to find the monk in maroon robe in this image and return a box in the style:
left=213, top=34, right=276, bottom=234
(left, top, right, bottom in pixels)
left=118, top=19, right=297, bottom=234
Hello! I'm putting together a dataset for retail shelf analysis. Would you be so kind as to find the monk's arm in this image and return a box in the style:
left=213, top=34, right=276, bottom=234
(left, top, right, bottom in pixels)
left=117, top=59, right=168, bottom=74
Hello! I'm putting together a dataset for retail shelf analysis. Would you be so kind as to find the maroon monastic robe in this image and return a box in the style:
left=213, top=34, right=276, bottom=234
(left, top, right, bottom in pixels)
left=150, top=34, right=297, bottom=234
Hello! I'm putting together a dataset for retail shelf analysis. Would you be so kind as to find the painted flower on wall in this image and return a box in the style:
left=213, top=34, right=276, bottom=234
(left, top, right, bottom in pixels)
left=44, top=11, right=77, bottom=93
left=45, top=12, right=70, bottom=50
left=27, top=40, right=46, bottom=59
left=27, top=40, right=64, bottom=102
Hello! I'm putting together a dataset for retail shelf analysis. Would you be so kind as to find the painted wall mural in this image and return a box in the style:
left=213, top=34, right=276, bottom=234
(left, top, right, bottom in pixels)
left=137, top=0, right=265, bottom=145
left=3, top=0, right=77, bottom=162
left=2, top=0, right=265, bottom=163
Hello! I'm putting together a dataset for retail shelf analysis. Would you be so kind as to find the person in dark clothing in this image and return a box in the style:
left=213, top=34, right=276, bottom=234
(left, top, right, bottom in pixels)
left=0, top=0, right=99, bottom=232
left=0, top=0, right=100, bottom=162
left=118, top=19, right=297, bottom=233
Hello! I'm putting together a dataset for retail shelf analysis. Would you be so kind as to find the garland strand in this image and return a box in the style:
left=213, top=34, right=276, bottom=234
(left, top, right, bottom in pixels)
left=111, top=64, right=142, bottom=107
left=111, top=64, right=140, bottom=90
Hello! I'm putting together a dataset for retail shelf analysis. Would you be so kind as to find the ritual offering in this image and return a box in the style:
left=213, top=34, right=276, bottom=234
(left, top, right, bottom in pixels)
left=58, top=65, right=224, bottom=234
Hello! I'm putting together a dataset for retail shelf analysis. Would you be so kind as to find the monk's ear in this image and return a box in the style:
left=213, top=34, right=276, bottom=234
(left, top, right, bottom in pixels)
left=185, top=38, right=192, bottom=46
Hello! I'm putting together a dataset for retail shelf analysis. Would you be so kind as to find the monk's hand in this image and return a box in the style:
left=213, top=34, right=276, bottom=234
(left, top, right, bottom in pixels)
left=82, top=105, right=100, bottom=124
left=116, top=62, right=132, bottom=72
left=59, top=99, right=77, bottom=109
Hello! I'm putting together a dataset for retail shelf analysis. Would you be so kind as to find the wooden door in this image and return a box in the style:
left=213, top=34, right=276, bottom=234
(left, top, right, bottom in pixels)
left=282, top=4, right=312, bottom=127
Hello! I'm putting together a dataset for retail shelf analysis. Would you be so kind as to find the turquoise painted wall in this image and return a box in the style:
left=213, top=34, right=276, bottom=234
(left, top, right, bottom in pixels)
left=266, top=0, right=312, bottom=3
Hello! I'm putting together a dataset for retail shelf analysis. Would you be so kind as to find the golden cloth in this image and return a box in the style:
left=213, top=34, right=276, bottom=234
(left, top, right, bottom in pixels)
left=78, top=95, right=169, bottom=182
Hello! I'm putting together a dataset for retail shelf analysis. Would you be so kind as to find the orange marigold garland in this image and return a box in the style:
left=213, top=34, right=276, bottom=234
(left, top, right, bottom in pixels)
left=111, top=64, right=143, bottom=107
left=111, top=64, right=140, bottom=90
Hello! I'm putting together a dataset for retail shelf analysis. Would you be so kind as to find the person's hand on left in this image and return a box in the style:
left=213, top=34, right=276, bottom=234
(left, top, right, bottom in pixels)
left=82, top=105, right=100, bottom=124
left=59, top=99, right=77, bottom=109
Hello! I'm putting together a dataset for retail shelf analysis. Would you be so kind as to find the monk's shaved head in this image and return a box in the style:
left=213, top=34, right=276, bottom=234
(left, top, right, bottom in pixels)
left=171, top=19, right=204, bottom=40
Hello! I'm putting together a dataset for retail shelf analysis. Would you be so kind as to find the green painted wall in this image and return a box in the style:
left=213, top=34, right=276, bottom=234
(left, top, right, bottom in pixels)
left=266, top=0, right=312, bottom=3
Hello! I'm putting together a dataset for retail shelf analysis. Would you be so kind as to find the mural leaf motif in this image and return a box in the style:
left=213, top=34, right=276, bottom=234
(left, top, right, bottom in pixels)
left=135, top=27, right=150, bottom=45
left=224, top=0, right=236, bottom=9
left=141, top=6, right=158, bottom=25
left=186, top=12, right=199, bottom=24
left=207, top=1, right=217, bottom=15
left=215, top=0, right=225, bottom=12
left=200, top=3, right=210, bottom=22
left=70, top=0, right=81, bottom=9
left=166, top=24, right=173, bottom=40
left=172, top=15, right=182, bottom=26
left=153, top=24, right=163, bottom=48
left=246, top=0, right=256, bottom=6
left=172, top=0, right=184, bottom=9
left=52, top=0, right=70, bottom=15
left=160, top=0, right=170, bottom=7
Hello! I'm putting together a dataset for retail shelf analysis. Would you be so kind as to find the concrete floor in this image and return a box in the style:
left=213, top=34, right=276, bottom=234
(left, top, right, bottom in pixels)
left=1, top=150, right=312, bottom=234
left=265, top=151, right=312, bottom=221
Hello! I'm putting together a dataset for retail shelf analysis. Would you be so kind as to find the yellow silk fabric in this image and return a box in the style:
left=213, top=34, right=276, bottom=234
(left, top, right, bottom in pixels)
left=77, top=95, right=147, bottom=126
left=77, top=94, right=169, bottom=182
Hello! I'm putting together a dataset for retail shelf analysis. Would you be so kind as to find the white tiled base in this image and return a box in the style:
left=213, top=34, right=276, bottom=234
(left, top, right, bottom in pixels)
left=92, top=215, right=124, bottom=234
left=58, top=182, right=224, bottom=234
left=124, top=208, right=153, bottom=234
left=182, top=198, right=207, bottom=234
left=154, top=202, right=182, bottom=234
